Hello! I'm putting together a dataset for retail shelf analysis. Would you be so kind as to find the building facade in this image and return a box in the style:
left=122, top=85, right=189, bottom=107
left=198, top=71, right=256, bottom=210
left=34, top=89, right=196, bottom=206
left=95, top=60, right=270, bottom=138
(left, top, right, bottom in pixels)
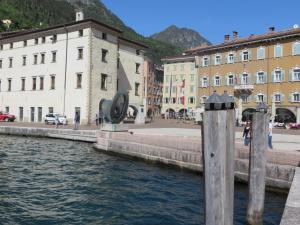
left=143, top=59, right=163, bottom=117
left=163, top=27, right=300, bottom=123
left=0, top=18, right=146, bottom=125
left=161, top=56, right=197, bottom=117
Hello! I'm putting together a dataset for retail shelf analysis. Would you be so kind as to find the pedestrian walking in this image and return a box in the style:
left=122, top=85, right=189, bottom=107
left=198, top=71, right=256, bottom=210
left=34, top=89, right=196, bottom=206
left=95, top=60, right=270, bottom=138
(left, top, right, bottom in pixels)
left=243, top=121, right=251, bottom=146
left=95, top=114, right=99, bottom=126
left=268, top=120, right=273, bottom=149
left=55, top=114, right=60, bottom=129
left=74, top=111, right=80, bottom=130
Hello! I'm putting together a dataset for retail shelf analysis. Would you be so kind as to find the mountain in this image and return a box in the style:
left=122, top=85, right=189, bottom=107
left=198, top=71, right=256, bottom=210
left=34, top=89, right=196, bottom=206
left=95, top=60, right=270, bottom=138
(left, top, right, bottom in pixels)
left=0, top=0, right=182, bottom=64
left=151, top=25, right=211, bottom=50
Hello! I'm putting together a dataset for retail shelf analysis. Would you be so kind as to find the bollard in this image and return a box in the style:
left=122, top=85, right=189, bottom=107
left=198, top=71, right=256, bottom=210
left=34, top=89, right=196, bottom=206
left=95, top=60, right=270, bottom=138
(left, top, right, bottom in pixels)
left=202, top=91, right=235, bottom=225
left=246, top=102, right=269, bottom=225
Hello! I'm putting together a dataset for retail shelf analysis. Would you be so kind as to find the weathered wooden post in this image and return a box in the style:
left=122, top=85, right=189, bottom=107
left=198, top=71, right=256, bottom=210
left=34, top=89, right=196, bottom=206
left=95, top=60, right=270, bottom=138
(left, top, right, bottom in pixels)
left=202, top=91, right=235, bottom=225
left=247, top=102, right=269, bottom=225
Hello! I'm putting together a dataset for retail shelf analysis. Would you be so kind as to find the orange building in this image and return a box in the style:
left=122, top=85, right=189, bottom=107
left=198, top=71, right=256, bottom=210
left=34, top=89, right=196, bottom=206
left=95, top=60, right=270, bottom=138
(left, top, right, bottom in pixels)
left=163, top=26, right=300, bottom=123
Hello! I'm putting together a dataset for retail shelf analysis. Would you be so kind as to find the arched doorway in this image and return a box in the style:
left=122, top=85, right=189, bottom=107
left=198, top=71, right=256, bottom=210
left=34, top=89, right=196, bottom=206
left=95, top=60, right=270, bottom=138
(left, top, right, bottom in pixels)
left=166, top=108, right=175, bottom=119
left=275, top=108, right=296, bottom=123
left=242, top=108, right=256, bottom=122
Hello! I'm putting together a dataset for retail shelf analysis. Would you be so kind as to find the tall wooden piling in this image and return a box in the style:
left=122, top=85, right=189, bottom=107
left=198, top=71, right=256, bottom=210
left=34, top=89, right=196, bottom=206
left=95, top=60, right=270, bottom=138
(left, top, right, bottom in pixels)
left=202, top=91, right=235, bottom=225
left=247, top=108, right=269, bottom=225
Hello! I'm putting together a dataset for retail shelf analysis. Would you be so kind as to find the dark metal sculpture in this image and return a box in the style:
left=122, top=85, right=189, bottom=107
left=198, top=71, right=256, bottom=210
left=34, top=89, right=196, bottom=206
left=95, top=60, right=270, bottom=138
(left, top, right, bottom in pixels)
left=205, top=91, right=235, bottom=111
left=99, top=92, right=129, bottom=124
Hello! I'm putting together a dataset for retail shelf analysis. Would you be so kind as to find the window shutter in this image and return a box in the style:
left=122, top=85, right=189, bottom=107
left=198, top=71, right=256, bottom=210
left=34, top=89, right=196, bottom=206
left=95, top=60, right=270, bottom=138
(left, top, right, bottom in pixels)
left=207, top=57, right=210, bottom=66
left=225, top=55, right=228, bottom=64
left=207, top=77, right=210, bottom=87
left=289, top=69, right=293, bottom=81
left=240, top=52, right=243, bottom=61
left=282, top=93, right=285, bottom=102
left=225, top=75, right=228, bottom=85
left=282, top=70, right=285, bottom=81
left=264, top=72, right=267, bottom=83
left=249, top=50, right=252, bottom=60
left=289, top=93, right=292, bottom=102
left=272, top=71, right=275, bottom=82
left=255, top=72, right=258, bottom=84
left=219, top=76, right=222, bottom=86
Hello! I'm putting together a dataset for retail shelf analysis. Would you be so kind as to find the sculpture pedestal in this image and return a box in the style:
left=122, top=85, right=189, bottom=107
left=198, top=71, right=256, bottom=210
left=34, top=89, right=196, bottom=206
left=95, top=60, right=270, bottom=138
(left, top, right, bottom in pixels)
left=100, top=123, right=128, bottom=132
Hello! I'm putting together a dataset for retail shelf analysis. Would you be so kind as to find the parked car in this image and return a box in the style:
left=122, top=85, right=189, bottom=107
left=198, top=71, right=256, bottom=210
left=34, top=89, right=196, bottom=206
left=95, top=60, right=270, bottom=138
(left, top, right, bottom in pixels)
left=0, top=112, right=16, bottom=122
left=288, top=123, right=300, bottom=129
left=45, top=114, right=67, bottom=125
left=274, top=122, right=286, bottom=129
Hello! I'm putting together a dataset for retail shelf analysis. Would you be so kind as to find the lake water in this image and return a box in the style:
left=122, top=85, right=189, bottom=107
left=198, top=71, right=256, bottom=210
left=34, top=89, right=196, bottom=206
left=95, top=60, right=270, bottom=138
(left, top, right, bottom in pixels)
left=0, top=136, right=286, bottom=225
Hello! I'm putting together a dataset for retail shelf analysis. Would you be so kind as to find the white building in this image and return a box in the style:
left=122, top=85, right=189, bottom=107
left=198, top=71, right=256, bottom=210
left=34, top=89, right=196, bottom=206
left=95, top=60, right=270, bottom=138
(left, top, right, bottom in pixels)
left=0, top=18, right=146, bottom=125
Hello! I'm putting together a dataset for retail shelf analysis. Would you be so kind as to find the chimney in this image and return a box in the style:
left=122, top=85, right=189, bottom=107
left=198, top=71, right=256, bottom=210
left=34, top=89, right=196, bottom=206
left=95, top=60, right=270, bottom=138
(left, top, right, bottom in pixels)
left=76, top=11, right=84, bottom=22
left=268, top=27, right=275, bottom=32
left=224, top=34, right=230, bottom=43
left=233, top=31, right=238, bottom=40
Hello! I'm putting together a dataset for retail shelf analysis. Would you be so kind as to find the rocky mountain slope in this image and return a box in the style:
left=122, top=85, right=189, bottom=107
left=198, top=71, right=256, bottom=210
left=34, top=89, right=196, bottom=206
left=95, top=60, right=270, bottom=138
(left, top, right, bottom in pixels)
left=151, top=25, right=211, bottom=50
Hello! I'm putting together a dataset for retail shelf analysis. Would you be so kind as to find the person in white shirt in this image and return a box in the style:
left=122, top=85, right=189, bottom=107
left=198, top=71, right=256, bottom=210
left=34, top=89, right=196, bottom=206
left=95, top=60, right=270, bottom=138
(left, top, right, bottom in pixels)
left=268, top=120, right=273, bottom=149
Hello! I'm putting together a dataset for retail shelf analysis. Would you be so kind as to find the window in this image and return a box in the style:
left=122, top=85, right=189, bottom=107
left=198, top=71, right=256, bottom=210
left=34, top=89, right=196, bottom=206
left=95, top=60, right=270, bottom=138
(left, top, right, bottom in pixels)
left=241, top=95, right=249, bottom=103
left=242, top=51, right=249, bottom=61
left=22, top=56, right=26, bottom=66
left=136, top=50, right=140, bottom=55
left=190, top=85, right=194, bottom=93
left=274, top=93, right=282, bottom=102
left=273, top=69, right=284, bottom=82
left=32, top=77, right=37, bottom=90
left=190, top=64, right=195, bottom=70
left=135, top=82, right=140, bottom=96
left=173, top=65, right=177, bottom=71
left=203, top=57, right=209, bottom=66
left=102, top=49, right=108, bottom=62
left=10, top=43, right=13, bottom=49
left=34, top=54, right=38, bottom=64
left=40, top=77, right=44, bottom=90
left=292, top=93, right=300, bottom=102
left=19, top=107, right=23, bottom=121
left=8, top=79, right=11, bottom=91
left=172, top=86, right=176, bottom=93
left=214, top=76, right=221, bottom=86
left=274, top=44, right=282, bottom=57
left=136, top=63, right=140, bottom=74
left=215, top=55, right=221, bottom=65
left=165, top=98, right=169, bottom=104
left=165, top=86, right=169, bottom=94
left=42, top=37, right=46, bottom=44
left=5, top=107, right=9, bottom=113
left=30, top=107, right=35, bottom=122
left=190, top=75, right=195, bottom=82
left=257, top=94, right=264, bottom=102
left=0, top=59, right=2, bottom=69
left=38, top=107, right=42, bottom=122
left=257, top=47, right=265, bottom=60
left=241, top=73, right=249, bottom=85
left=23, top=40, right=27, bottom=47
left=292, top=69, right=300, bottom=81
left=76, top=73, right=82, bottom=88
left=189, top=97, right=195, bottom=104
left=50, top=75, right=55, bottom=89
left=228, top=75, right=234, bottom=85
left=52, top=34, right=57, bottom=43
left=101, top=73, right=107, bottom=90
left=9, top=58, right=13, bottom=68
left=227, top=53, right=234, bottom=63
left=52, top=51, right=57, bottom=62
left=257, top=72, right=265, bottom=84
left=78, top=48, right=83, bottom=59
left=79, top=29, right=83, bottom=37
left=202, top=77, right=208, bottom=87
left=49, top=107, right=54, bottom=114
left=292, top=42, right=300, bottom=55
left=41, top=53, right=45, bottom=64
left=35, top=38, right=38, bottom=45
left=102, top=33, right=107, bottom=40
left=21, top=78, right=25, bottom=91
left=172, top=97, right=176, bottom=104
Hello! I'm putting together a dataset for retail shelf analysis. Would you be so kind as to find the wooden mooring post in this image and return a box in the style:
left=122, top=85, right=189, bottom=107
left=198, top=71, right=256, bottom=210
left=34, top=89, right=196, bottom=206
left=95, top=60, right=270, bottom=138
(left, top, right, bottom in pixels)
left=202, top=91, right=235, bottom=225
left=247, top=102, right=269, bottom=225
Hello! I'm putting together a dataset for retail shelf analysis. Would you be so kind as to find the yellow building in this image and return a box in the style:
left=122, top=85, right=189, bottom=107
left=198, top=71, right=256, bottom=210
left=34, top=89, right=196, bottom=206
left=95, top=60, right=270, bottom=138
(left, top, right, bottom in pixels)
left=163, top=27, right=300, bottom=123
left=161, top=55, right=197, bottom=117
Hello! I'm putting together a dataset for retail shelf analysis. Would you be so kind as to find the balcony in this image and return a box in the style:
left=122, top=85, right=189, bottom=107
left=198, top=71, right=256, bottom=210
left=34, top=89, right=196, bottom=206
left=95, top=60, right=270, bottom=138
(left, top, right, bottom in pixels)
left=234, top=84, right=254, bottom=96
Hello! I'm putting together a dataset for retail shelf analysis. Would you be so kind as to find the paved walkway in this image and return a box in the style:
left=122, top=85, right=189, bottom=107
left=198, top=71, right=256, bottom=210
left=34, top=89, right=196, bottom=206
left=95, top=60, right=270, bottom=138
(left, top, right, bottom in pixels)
left=129, top=128, right=300, bottom=152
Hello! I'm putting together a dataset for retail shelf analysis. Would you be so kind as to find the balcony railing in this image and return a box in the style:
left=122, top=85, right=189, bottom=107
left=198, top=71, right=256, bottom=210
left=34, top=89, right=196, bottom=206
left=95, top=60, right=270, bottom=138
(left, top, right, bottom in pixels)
left=234, top=84, right=254, bottom=90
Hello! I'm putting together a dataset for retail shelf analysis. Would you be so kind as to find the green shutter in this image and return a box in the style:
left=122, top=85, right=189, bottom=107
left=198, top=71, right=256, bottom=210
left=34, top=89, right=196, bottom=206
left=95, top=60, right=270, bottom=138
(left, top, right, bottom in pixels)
left=289, top=69, right=293, bottom=81
left=240, top=52, right=243, bottom=61
left=282, top=70, right=285, bottom=81
left=249, top=50, right=252, bottom=60
left=264, top=72, right=268, bottom=83
left=272, top=71, right=275, bottom=82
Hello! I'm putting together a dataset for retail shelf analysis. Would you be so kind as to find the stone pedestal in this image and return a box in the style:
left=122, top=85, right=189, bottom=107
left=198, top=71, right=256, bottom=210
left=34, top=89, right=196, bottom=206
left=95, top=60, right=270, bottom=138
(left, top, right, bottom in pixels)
left=135, top=105, right=146, bottom=124
left=100, top=123, right=128, bottom=132
left=297, top=107, right=300, bottom=124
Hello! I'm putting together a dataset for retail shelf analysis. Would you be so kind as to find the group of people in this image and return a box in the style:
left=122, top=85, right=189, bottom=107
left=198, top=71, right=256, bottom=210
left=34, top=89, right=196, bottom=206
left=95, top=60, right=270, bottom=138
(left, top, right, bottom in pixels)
left=242, top=120, right=273, bottom=149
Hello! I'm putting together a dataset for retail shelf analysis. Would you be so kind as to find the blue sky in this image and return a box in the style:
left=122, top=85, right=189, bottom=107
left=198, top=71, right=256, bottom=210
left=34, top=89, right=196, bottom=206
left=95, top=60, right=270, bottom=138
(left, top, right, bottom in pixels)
left=101, top=0, right=300, bottom=44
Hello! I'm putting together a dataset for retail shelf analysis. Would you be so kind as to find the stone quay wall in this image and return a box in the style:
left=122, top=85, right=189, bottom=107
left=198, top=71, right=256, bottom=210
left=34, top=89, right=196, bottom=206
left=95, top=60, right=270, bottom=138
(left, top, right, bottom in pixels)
left=94, top=131, right=299, bottom=191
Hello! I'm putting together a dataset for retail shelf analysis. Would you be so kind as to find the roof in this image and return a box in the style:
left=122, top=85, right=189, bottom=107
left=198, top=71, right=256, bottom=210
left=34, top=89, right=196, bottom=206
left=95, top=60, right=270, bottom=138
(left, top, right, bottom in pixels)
left=0, top=18, right=122, bottom=41
left=119, top=36, right=148, bottom=49
left=161, top=54, right=195, bottom=63
left=185, top=27, right=300, bottom=55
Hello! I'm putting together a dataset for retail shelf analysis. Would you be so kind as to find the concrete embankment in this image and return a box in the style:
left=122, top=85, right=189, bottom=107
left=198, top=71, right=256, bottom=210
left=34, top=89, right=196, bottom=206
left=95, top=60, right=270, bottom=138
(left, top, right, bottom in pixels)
left=94, top=130, right=300, bottom=190
left=280, top=167, right=300, bottom=225
left=0, top=126, right=97, bottom=142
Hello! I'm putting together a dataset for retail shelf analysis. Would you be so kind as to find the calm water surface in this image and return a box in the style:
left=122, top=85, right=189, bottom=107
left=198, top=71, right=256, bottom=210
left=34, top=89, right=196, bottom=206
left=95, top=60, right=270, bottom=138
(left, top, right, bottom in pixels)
left=0, top=136, right=286, bottom=225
